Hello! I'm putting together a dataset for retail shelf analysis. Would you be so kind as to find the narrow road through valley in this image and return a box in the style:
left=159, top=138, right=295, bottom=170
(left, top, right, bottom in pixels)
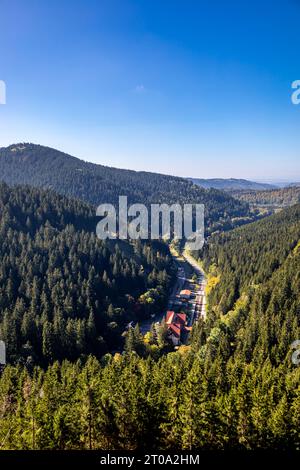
left=139, top=248, right=206, bottom=335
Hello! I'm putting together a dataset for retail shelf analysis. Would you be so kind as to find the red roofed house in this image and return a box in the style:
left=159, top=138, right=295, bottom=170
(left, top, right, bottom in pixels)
left=180, top=289, right=191, bottom=300
left=165, top=311, right=188, bottom=346
left=166, top=310, right=176, bottom=325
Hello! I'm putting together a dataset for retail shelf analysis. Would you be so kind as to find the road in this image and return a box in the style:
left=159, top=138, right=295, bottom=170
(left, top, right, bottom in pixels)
left=182, top=250, right=207, bottom=322
left=139, top=248, right=206, bottom=336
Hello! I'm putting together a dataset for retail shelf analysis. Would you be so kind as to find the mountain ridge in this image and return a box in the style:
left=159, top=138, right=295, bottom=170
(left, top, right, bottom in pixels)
left=0, top=143, right=254, bottom=234
left=188, top=177, right=278, bottom=191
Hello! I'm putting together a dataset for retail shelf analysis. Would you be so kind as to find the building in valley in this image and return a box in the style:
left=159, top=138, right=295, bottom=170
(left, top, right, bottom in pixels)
left=165, top=310, right=188, bottom=346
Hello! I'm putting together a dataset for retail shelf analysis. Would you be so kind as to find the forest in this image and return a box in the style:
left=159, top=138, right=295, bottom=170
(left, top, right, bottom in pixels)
left=0, top=183, right=173, bottom=367
left=0, top=143, right=257, bottom=234
left=198, top=203, right=300, bottom=314
left=231, top=186, right=300, bottom=209
left=0, top=183, right=299, bottom=450
left=1, top=0, right=299, bottom=455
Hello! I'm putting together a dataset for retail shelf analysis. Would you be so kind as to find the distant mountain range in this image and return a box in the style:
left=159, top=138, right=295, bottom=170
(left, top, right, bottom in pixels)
left=231, top=185, right=300, bottom=208
left=188, top=178, right=278, bottom=191
left=0, top=143, right=254, bottom=233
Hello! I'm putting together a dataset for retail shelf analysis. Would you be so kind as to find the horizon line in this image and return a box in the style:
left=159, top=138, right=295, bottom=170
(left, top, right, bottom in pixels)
left=1, top=141, right=299, bottom=184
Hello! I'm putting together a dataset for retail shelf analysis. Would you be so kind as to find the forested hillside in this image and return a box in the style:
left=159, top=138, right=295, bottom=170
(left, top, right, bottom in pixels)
left=193, top=204, right=300, bottom=362
left=231, top=186, right=300, bottom=209
left=0, top=183, right=172, bottom=366
left=0, top=144, right=254, bottom=233
left=0, top=199, right=299, bottom=450
left=188, top=178, right=277, bottom=191
left=198, top=203, right=300, bottom=314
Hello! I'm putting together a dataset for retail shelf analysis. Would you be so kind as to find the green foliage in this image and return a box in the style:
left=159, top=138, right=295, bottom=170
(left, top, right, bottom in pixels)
left=199, top=204, right=300, bottom=314
left=232, top=186, right=300, bottom=209
left=0, top=184, right=172, bottom=366
left=0, top=352, right=299, bottom=450
left=0, top=175, right=299, bottom=450
left=0, top=143, right=254, bottom=234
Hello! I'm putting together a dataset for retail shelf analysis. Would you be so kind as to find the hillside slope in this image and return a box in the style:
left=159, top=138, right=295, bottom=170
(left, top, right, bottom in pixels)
left=0, top=143, right=253, bottom=233
left=0, top=183, right=173, bottom=366
left=231, top=186, right=300, bottom=209
left=1, top=201, right=300, bottom=449
left=0, top=190, right=299, bottom=450
left=199, top=203, right=300, bottom=314
left=188, top=177, right=277, bottom=191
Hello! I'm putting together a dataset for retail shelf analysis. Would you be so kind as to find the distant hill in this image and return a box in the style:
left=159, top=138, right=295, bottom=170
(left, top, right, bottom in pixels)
left=231, top=186, right=300, bottom=209
left=0, top=143, right=254, bottom=234
left=188, top=177, right=278, bottom=191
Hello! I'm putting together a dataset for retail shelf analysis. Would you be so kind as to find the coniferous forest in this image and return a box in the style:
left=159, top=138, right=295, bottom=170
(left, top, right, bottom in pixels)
left=1, top=0, right=299, bottom=460
left=0, top=183, right=173, bottom=366
left=0, top=144, right=257, bottom=234
left=0, top=179, right=299, bottom=450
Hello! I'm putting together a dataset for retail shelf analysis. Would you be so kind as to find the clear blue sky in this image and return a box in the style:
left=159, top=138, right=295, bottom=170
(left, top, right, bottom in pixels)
left=0, top=0, right=299, bottom=180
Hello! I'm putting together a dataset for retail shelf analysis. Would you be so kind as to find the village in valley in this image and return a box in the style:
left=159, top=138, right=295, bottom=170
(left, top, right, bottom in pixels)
left=164, top=251, right=206, bottom=346
left=139, top=249, right=207, bottom=348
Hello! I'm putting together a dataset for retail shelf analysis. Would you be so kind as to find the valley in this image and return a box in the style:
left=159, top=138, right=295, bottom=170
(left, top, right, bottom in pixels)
left=0, top=146, right=299, bottom=451
left=0, top=0, right=298, bottom=456
left=139, top=247, right=206, bottom=346
left=0, top=143, right=258, bottom=235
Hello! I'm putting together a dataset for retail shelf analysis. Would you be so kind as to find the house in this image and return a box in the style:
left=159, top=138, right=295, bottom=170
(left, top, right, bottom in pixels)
left=165, top=311, right=188, bottom=346
left=180, top=289, right=191, bottom=300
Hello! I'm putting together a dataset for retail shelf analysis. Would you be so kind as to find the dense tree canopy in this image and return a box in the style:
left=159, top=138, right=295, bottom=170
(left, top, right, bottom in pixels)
left=0, top=183, right=173, bottom=366
left=0, top=143, right=256, bottom=234
left=198, top=203, right=300, bottom=314
left=0, top=349, right=299, bottom=450
left=0, top=184, right=299, bottom=450
left=231, top=186, right=300, bottom=209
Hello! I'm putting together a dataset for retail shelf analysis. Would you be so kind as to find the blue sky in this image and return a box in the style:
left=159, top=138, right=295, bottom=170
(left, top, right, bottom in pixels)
left=0, top=0, right=299, bottom=180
